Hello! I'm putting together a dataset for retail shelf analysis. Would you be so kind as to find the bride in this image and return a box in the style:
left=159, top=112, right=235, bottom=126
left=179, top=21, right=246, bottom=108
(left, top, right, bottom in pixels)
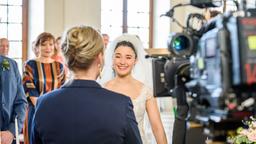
left=100, top=34, right=167, bottom=144
left=100, top=34, right=152, bottom=87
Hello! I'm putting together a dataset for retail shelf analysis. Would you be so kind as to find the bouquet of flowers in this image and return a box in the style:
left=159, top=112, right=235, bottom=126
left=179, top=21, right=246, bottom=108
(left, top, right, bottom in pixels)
left=228, top=116, right=256, bottom=144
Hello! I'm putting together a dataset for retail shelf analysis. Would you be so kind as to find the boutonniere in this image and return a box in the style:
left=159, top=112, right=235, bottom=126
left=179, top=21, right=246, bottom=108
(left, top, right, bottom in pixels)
left=2, top=59, right=10, bottom=71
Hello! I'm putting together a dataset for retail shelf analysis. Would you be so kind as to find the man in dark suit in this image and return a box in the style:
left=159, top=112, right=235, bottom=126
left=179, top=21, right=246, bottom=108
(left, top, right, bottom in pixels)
left=0, top=56, right=27, bottom=144
left=30, top=25, right=142, bottom=144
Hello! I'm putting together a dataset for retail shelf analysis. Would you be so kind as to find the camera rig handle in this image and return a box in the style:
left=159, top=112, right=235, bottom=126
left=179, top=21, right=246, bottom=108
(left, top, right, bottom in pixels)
left=172, top=74, right=189, bottom=144
left=172, top=83, right=189, bottom=144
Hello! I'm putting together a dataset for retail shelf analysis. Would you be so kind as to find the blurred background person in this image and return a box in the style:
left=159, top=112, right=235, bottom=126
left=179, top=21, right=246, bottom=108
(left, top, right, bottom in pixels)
left=52, top=36, right=64, bottom=63
left=22, top=32, right=66, bottom=144
left=0, top=38, right=9, bottom=56
left=30, top=26, right=142, bottom=144
left=102, top=33, right=110, bottom=49
left=52, top=36, right=69, bottom=79
left=103, top=34, right=167, bottom=144
left=31, top=40, right=39, bottom=58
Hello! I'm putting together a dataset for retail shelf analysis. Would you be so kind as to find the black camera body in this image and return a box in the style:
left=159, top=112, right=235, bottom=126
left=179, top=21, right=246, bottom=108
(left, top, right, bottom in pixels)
left=182, top=15, right=256, bottom=124
left=152, top=0, right=256, bottom=142
left=158, top=11, right=256, bottom=141
left=192, top=16, right=256, bottom=90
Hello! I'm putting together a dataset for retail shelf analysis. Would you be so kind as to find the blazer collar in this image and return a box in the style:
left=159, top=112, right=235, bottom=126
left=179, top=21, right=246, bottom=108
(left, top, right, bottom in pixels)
left=0, top=55, right=8, bottom=62
left=62, top=79, right=102, bottom=88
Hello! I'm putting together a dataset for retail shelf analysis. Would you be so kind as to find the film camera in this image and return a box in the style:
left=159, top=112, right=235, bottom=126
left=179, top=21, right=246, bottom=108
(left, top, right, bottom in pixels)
left=151, top=0, right=256, bottom=142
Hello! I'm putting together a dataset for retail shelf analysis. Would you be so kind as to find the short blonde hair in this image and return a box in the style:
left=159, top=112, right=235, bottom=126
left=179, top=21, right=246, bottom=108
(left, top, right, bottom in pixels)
left=61, top=26, right=104, bottom=71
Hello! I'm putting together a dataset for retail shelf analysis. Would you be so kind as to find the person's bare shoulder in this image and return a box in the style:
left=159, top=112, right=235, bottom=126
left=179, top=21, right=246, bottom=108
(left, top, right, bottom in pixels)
left=132, top=78, right=144, bottom=88
left=103, top=79, right=115, bottom=89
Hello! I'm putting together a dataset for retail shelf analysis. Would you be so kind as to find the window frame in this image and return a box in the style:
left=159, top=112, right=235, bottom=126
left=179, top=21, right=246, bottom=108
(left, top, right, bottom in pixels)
left=101, top=0, right=154, bottom=48
left=0, top=0, right=28, bottom=72
left=22, top=0, right=28, bottom=63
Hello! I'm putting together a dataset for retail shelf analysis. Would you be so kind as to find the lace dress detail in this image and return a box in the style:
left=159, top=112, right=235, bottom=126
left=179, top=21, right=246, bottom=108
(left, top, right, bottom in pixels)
left=132, top=85, right=153, bottom=144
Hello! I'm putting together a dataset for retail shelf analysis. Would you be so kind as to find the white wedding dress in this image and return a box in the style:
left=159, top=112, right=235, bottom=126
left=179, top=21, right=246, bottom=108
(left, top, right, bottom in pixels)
left=132, top=85, right=153, bottom=144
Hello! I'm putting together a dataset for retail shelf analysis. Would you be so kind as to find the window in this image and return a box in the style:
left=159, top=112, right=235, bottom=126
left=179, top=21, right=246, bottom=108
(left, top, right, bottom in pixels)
left=0, top=0, right=28, bottom=73
left=101, top=0, right=152, bottom=48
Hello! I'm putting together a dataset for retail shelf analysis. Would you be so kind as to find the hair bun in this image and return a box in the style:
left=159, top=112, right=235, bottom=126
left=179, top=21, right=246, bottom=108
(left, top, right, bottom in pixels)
left=61, top=26, right=104, bottom=71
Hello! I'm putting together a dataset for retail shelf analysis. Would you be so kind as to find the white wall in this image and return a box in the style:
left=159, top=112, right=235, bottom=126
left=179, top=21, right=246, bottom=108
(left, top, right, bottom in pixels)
left=63, top=0, right=101, bottom=31
left=153, top=0, right=171, bottom=48
left=28, top=0, right=101, bottom=58
left=44, top=0, right=101, bottom=37
left=45, top=0, right=64, bottom=37
left=170, top=0, right=186, bottom=32
left=28, top=0, right=44, bottom=59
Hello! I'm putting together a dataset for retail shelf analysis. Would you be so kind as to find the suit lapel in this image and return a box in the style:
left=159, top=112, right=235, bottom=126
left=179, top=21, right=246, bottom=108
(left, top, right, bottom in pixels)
left=0, top=58, right=6, bottom=84
left=0, top=57, right=11, bottom=97
left=0, top=57, right=2, bottom=108
left=0, top=57, right=2, bottom=87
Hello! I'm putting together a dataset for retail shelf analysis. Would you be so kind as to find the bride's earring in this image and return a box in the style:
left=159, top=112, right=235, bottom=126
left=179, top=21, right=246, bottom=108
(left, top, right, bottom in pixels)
left=112, top=64, right=116, bottom=77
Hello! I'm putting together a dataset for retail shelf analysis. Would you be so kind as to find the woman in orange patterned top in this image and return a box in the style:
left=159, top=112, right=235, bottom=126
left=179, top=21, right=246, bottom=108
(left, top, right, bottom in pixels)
left=22, top=32, right=66, bottom=144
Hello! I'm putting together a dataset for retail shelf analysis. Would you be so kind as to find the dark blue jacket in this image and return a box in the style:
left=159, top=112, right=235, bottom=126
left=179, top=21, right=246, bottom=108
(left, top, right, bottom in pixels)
left=0, top=56, right=27, bottom=135
left=31, top=80, right=142, bottom=144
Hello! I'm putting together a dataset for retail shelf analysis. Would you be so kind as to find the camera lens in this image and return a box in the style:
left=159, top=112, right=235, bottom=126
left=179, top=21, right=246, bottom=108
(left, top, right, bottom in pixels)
left=172, top=35, right=190, bottom=51
left=168, top=33, right=193, bottom=57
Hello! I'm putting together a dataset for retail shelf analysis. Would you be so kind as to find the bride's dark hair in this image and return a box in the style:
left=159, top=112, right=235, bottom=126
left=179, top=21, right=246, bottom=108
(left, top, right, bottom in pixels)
left=114, top=41, right=137, bottom=59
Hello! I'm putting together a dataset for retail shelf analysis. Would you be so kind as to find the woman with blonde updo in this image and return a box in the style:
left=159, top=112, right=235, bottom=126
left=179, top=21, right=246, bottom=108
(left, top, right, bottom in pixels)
left=30, top=25, right=142, bottom=144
